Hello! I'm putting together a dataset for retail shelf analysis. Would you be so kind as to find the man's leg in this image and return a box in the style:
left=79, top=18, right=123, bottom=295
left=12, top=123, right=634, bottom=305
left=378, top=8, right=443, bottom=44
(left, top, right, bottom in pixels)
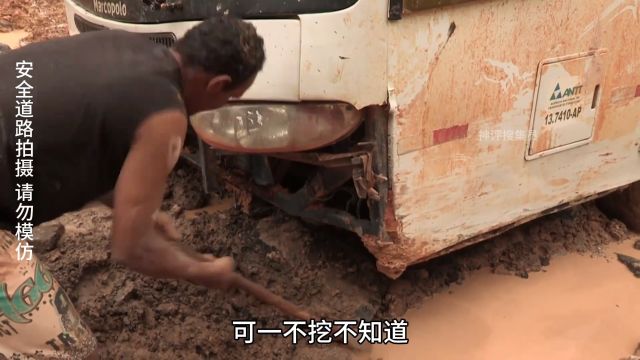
left=0, top=230, right=97, bottom=359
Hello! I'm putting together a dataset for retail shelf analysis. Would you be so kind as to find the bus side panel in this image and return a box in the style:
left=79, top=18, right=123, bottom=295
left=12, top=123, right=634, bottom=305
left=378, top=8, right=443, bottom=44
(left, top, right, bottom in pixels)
left=383, top=0, right=640, bottom=270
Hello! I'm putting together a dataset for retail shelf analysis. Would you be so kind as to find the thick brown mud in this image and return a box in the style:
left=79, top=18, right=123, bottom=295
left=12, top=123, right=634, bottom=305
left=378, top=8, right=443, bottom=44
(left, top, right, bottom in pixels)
left=365, top=239, right=640, bottom=360
left=35, top=161, right=638, bottom=359
left=0, top=0, right=67, bottom=43
left=0, top=30, right=28, bottom=49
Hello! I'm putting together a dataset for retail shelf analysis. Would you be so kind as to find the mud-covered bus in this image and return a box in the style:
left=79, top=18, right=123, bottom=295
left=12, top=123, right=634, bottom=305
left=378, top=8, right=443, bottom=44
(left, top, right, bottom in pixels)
left=63, top=0, right=640, bottom=278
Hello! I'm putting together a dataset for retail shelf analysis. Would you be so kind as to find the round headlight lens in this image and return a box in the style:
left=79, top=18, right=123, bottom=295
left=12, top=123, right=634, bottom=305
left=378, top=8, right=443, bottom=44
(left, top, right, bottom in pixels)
left=190, top=102, right=362, bottom=153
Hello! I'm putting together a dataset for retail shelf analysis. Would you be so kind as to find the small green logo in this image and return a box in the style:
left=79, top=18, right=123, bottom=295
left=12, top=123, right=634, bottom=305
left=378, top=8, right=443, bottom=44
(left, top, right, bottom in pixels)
left=551, top=83, right=583, bottom=101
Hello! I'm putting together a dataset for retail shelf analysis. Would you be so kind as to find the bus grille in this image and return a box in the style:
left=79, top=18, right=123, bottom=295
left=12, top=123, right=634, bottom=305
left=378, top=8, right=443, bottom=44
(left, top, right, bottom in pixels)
left=73, top=15, right=177, bottom=47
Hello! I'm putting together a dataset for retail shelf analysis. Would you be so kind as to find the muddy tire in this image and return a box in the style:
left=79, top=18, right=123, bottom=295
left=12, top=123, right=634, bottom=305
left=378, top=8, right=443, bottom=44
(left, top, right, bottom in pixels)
left=597, top=181, right=640, bottom=232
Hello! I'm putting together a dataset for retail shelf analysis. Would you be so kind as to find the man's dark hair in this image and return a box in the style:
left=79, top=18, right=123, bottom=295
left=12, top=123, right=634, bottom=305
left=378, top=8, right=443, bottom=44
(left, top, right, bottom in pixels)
left=174, top=16, right=266, bottom=89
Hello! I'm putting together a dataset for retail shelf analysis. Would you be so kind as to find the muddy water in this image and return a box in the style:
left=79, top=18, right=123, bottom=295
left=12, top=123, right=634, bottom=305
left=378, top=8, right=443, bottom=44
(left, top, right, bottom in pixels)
left=367, top=238, right=640, bottom=360
left=0, top=30, right=29, bottom=49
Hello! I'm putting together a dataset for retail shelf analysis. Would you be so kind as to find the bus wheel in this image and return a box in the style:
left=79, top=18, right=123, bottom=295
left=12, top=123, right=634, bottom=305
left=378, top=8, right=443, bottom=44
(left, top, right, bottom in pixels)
left=597, top=181, right=640, bottom=232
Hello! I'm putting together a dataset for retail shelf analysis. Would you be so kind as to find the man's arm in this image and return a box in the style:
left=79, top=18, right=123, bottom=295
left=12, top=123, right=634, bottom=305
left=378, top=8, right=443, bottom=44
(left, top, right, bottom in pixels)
left=109, top=109, right=233, bottom=287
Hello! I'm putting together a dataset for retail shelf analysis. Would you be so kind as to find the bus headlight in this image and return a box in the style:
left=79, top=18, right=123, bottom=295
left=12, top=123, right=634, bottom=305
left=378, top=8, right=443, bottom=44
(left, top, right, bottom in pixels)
left=190, top=102, right=363, bottom=153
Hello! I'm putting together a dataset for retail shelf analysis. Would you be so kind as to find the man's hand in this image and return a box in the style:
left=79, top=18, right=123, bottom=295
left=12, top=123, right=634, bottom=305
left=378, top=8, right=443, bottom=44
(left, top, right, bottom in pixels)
left=152, top=211, right=181, bottom=241
left=186, top=256, right=236, bottom=290
left=153, top=216, right=237, bottom=290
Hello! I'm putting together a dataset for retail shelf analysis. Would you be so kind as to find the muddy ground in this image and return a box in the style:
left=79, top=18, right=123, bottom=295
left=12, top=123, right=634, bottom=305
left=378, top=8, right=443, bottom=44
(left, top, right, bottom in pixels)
left=34, top=160, right=637, bottom=360
left=0, top=0, right=67, bottom=44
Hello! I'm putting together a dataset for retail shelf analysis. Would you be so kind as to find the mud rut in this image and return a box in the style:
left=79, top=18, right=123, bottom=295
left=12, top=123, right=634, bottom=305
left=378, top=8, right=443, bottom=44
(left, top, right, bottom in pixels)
left=32, top=161, right=635, bottom=360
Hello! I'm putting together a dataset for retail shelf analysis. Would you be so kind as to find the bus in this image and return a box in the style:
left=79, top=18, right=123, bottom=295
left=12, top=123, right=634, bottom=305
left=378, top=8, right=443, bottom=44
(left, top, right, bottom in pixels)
left=63, top=0, right=640, bottom=278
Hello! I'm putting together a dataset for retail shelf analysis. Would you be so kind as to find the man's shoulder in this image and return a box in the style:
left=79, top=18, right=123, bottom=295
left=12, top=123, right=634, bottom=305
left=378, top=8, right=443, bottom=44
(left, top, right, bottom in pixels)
left=68, top=29, right=161, bottom=55
left=83, top=28, right=146, bottom=42
left=109, top=74, right=184, bottom=106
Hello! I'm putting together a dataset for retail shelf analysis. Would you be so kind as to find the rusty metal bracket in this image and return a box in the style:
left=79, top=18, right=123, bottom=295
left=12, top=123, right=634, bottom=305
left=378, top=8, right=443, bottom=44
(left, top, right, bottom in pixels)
left=267, top=142, right=384, bottom=202
left=210, top=160, right=376, bottom=236
left=352, top=154, right=382, bottom=201
left=267, top=142, right=374, bottom=168
left=197, top=105, right=392, bottom=240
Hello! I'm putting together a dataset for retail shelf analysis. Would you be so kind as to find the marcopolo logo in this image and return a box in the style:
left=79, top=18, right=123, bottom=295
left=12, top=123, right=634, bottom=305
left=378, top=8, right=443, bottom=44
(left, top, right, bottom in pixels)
left=93, top=0, right=127, bottom=17
left=550, top=83, right=583, bottom=101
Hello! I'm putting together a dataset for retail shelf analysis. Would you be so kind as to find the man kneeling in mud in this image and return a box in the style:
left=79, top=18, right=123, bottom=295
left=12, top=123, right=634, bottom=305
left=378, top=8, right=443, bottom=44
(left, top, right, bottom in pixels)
left=0, top=16, right=265, bottom=359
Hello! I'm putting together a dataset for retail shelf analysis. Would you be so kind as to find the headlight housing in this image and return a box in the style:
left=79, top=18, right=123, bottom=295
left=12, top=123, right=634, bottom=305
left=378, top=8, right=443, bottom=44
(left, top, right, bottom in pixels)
left=190, top=102, right=363, bottom=153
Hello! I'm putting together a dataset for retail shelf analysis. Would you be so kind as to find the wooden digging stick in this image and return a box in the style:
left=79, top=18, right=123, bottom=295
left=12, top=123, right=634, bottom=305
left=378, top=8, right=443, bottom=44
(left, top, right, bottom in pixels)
left=229, top=273, right=313, bottom=321
left=179, top=242, right=367, bottom=352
